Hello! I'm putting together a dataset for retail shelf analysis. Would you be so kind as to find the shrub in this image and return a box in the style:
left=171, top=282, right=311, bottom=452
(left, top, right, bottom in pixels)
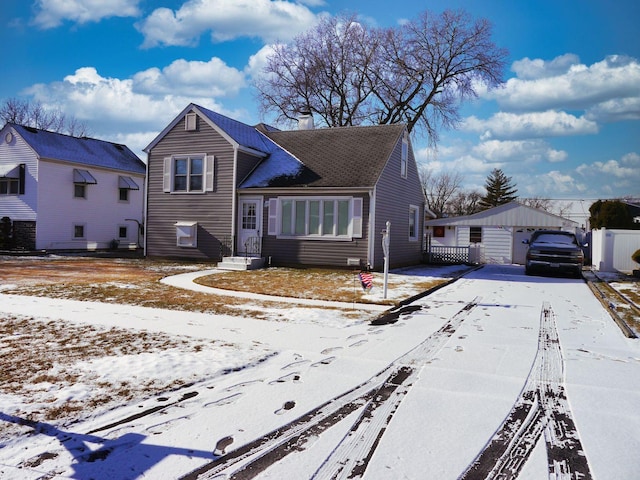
left=632, top=249, right=640, bottom=265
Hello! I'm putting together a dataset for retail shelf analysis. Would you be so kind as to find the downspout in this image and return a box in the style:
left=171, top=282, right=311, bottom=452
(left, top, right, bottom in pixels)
left=368, top=187, right=376, bottom=268
left=143, top=157, right=149, bottom=256
left=230, top=147, right=238, bottom=256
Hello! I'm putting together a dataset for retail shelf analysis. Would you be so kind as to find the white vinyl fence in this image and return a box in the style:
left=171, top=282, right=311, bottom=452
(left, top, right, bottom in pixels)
left=591, top=228, right=640, bottom=273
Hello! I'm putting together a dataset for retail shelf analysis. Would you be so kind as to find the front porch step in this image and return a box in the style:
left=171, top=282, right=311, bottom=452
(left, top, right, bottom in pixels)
left=217, top=256, right=266, bottom=271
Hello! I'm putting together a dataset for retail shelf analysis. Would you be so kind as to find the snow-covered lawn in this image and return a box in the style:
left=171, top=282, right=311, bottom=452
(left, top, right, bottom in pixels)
left=0, top=263, right=638, bottom=479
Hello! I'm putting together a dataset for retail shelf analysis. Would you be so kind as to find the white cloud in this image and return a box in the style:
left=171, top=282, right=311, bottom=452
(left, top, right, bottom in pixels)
left=133, top=57, right=246, bottom=97
left=245, top=45, right=278, bottom=81
left=522, top=171, right=588, bottom=196
left=24, top=67, right=225, bottom=135
left=136, top=0, right=320, bottom=48
left=32, top=0, right=141, bottom=28
left=473, top=139, right=567, bottom=164
left=491, top=55, right=640, bottom=116
left=463, top=111, right=598, bottom=140
left=511, top=54, right=581, bottom=80
left=577, top=152, right=640, bottom=180
left=585, top=96, right=640, bottom=122
left=573, top=152, right=640, bottom=195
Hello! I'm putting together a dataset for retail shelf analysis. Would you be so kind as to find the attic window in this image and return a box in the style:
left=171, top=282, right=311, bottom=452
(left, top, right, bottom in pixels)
left=185, top=113, right=197, bottom=131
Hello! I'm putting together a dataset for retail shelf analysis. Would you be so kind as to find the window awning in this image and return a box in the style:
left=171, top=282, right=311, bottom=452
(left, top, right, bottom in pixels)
left=118, top=176, right=139, bottom=190
left=0, top=163, right=20, bottom=178
left=73, top=169, right=97, bottom=184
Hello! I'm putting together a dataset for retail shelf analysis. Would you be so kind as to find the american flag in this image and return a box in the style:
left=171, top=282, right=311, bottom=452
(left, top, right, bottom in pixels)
left=358, top=271, right=374, bottom=291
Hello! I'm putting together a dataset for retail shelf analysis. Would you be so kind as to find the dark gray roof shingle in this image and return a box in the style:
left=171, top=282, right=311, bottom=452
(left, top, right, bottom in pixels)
left=242, top=123, right=405, bottom=188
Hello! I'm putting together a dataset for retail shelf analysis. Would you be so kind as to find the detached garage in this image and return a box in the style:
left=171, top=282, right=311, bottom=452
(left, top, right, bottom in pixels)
left=425, top=202, right=579, bottom=264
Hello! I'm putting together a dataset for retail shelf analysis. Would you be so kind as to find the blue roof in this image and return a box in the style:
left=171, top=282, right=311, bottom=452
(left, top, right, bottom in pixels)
left=196, top=105, right=274, bottom=153
left=11, top=123, right=145, bottom=175
left=193, top=105, right=304, bottom=187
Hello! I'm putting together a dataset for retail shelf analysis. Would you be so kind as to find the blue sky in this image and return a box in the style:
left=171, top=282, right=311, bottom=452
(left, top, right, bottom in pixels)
left=2, top=0, right=639, bottom=200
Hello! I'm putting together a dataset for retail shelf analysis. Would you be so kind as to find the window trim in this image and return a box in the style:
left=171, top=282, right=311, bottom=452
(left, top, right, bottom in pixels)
left=73, top=223, right=86, bottom=240
left=408, top=205, right=420, bottom=242
left=470, top=226, right=482, bottom=244
left=269, top=196, right=363, bottom=241
left=118, top=225, right=128, bottom=240
left=0, top=177, right=20, bottom=195
left=163, top=154, right=214, bottom=194
left=400, top=131, right=409, bottom=179
left=0, top=163, right=24, bottom=195
left=74, top=183, right=87, bottom=199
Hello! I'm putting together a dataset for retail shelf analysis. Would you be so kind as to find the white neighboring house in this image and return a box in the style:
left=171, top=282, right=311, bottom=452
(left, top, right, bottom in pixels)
left=425, top=201, right=579, bottom=265
left=0, top=123, right=146, bottom=251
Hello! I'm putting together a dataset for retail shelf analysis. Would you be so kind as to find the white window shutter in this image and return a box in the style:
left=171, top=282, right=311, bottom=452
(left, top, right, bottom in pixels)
left=163, top=157, right=172, bottom=192
left=205, top=155, right=215, bottom=191
left=267, top=198, right=278, bottom=235
left=352, top=197, right=363, bottom=238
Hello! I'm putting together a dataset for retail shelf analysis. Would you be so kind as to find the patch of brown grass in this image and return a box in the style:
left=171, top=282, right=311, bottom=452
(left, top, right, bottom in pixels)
left=0, top=257, right=296, bottom=316
left=0, top=314, right=222, bottom=437
left=196, top=268, right=442, bottom=305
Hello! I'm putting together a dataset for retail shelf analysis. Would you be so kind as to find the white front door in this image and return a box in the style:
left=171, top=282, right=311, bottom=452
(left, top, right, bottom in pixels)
left=237, top=198, right=262, bottom=256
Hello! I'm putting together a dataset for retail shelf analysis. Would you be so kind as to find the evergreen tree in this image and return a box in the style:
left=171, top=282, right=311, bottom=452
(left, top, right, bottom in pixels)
left=479, top=168, right=518, bottom=209
left=589, top=199, right=638, bottom=229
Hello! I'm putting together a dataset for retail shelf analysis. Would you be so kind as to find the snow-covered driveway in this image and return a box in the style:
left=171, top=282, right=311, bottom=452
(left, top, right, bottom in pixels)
left=0, top=264, right=638, bottom=479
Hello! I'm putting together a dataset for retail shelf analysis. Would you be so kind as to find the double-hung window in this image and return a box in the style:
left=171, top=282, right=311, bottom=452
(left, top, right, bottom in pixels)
left=163, top=155, right=214, bottom=193
left=270, top=197, right=362, bottom=240
left=174, top=156, right=203, bottom=192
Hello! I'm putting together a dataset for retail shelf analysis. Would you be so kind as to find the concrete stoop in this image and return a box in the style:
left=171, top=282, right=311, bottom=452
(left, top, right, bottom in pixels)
left=217, top=256, right=265, bottom=271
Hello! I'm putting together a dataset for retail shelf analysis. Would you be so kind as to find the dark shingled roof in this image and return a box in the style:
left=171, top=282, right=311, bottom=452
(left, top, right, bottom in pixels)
left=10, top=123, right=145, bottom=174
left=246, top=123, right=405, bottom=188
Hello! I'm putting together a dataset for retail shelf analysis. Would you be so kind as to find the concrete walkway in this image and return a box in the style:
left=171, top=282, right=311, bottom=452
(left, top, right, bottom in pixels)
left=160, top=269, right=389, bottom=312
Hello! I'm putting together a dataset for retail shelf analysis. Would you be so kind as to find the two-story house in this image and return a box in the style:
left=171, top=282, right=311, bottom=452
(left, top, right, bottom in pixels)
left=0, top=123, right=145, bottom=251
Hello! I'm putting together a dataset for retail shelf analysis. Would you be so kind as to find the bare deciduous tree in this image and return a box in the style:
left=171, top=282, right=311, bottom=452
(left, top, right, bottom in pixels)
left=419, top=166, right=464, bottom=217
left=1, top=98, right=90, bottom=137
left=373, top=10, right=507, bottom=141
left=448, top=190, right=483, bottom=216
left=255, top=15, right=380, bottom=128
left=255, top=9, right=507, bottom=142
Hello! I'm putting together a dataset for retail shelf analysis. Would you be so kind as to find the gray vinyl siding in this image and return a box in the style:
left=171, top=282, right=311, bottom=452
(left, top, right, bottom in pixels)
left=146, top=117, right=235, bottom=260
left=371, top=135, right=425, bottom=270
left=260, top=193, right=371, bottom=268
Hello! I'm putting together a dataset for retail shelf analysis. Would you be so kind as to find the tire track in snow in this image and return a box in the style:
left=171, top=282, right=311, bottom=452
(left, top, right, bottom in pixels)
left=181, top=298, right=480, bottom=480
left=459, top=302, right=592, bottom=480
